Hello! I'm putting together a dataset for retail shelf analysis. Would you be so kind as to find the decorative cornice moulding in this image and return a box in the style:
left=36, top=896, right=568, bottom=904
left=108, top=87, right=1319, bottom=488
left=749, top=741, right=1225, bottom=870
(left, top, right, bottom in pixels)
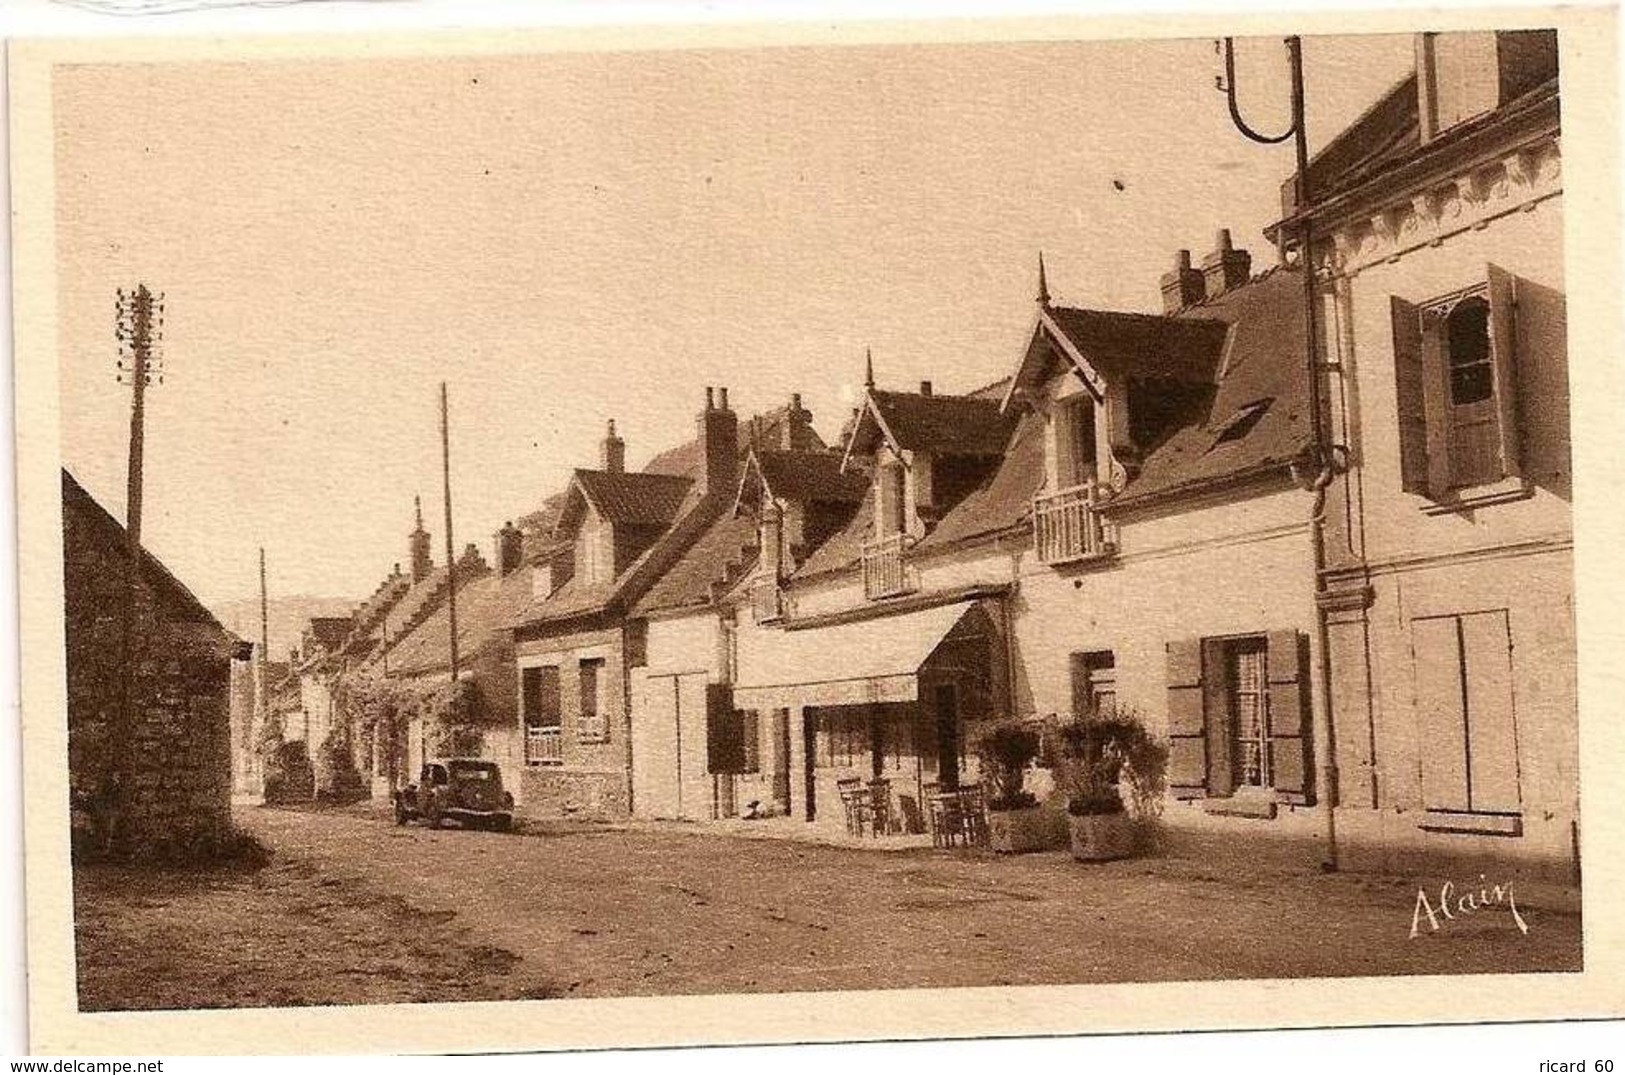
left=1316, top=134, right=1561, bottom=278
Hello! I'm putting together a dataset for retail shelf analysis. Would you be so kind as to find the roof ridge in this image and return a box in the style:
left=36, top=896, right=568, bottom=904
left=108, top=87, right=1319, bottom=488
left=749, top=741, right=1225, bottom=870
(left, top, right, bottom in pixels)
left=1049, top=302, right=1228, bottom=325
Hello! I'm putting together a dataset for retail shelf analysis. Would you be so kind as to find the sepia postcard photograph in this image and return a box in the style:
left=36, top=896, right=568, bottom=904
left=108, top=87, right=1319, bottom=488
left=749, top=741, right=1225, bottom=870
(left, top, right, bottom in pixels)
left=6, top=1, right=1623, bottom=1058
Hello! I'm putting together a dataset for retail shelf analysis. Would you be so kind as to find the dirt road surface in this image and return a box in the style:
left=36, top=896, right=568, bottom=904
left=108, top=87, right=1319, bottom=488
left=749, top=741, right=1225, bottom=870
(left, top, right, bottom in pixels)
left=75, top=804, right=1581, bottom=1009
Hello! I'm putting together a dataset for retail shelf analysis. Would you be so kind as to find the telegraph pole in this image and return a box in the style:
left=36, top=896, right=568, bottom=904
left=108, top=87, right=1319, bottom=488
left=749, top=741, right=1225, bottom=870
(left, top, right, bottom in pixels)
left=110, top=285, right=164, bottom=845
left=440, top=383, right=460, bottom=682
left=117, top=285, right=163, bottom=551
left=257, top=546, right=270, bottom=789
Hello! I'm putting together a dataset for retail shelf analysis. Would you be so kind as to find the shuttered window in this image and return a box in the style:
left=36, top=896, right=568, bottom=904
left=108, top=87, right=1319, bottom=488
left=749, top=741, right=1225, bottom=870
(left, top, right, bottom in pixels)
left=1163, top=630, right=1313, bottom=805
left=1411, top=610, right=1521, bottom=822
left=1391, top=265, right=1524, bottom=498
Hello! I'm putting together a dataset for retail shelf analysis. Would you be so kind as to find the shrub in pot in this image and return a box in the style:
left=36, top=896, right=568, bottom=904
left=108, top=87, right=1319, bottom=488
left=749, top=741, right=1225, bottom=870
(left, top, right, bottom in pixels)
left=975, top=720, right=1058, bottom=853
left=1052, top=709, right=1167, bottom=862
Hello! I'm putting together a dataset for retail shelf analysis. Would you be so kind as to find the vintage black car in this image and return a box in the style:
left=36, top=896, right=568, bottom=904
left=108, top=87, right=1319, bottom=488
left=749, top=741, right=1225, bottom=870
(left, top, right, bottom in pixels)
left=394, top=759, right=515, bottom=831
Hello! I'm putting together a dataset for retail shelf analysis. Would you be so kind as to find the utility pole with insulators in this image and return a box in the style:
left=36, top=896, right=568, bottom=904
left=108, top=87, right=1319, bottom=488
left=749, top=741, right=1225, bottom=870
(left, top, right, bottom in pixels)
left=109, top=283, right=164, bottom=851
left=115, top=284, right=164, bottom=551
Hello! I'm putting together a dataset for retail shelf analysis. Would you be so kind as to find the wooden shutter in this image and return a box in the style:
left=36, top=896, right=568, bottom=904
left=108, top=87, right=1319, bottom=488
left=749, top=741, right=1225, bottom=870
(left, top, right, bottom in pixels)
left=1266, top=629, right=1314, bottom=805
left=1417, top=305, right=1454, bottom=497
left=1165, top=639, right=1207, bottom=798
left=1412, top=616, right=1471, bottom=812
left=705, top=683, right=744, bottom=774
left=1390, top=296, right=1434, bottom=495
left=1460, top=611, right=1521, bottom=814
left=1486, top=263, right=1524, bottom=480
left=1201, top=640, right=1234, bottom=797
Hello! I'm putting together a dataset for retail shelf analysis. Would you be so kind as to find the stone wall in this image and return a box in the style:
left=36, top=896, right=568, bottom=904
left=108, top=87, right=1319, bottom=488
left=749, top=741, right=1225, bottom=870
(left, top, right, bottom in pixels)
left=518, top=765, right=630, bottom=821
left=64, top=474, right=239, bottom=859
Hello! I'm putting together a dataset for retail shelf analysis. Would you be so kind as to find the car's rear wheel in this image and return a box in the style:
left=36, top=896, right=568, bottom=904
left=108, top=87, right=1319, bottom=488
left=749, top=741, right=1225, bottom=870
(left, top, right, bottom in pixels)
left=427, top=805, right=443, bottom=830
left=492, top=815, right=512, bottom=833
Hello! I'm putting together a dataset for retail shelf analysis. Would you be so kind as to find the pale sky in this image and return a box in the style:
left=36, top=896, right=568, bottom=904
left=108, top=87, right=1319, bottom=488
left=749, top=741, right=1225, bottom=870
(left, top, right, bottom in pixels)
left=54, top=33, right=1416, bottom=610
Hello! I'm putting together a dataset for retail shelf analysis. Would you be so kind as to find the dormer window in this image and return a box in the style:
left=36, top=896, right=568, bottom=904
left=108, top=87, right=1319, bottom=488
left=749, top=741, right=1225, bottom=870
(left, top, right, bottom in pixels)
left=876, top=460, right=907, bottom=537
left=1054, top=395, right=1098, bottom=489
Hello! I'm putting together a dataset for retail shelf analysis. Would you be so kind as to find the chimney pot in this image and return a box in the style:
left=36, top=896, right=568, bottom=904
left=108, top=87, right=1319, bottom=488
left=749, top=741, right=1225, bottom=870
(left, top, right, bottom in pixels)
left=1161, top=248, right=1207, bottom=314
left=494, top=520, right=524, bottom=577
left=791, top=392, right=802, bottom=410
left=600, top=417, right=626, bottom=473
left=698, top=386, right=739, bottom=495
left=1200, top=229, right=1252, bottom=301
left=919, top=380, right=933, bottom=397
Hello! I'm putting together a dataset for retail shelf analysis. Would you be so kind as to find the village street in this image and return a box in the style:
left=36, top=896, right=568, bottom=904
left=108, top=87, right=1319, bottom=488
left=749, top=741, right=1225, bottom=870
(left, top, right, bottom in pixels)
left=83, top=804, right=1564, bottom=1004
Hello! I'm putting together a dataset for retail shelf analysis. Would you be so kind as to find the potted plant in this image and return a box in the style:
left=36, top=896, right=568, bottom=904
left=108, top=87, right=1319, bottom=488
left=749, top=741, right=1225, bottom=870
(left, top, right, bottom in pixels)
left=975, top=720, right=1059, bottom=853
left=1052, top=708, right=1167, bottom=862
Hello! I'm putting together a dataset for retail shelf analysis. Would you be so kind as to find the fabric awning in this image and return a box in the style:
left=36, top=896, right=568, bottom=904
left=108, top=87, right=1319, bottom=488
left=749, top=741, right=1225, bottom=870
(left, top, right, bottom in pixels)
left=732, top=599, right=984, bottom=710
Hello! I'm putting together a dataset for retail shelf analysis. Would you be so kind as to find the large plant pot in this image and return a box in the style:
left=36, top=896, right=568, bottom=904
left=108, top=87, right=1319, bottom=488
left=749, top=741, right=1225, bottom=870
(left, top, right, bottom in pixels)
left=1068, top=810, right=1138, bottom=862
left=986, top=805, right=1063, bottom=854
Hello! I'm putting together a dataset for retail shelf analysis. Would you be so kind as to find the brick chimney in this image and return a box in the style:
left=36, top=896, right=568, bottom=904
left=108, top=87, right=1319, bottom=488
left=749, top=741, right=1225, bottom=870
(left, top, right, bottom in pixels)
left=698, top=385, right=739, bottom=496
left=1160, top=249, right=1207, bottom=313
left=1201, top=229, right=1252, bottom=300
left=600, top=419, right=625, bottom=474
left=493, top=520, right=524, bottom=577
left=409, top=495, right=432, bottom=582
left=759, top=499, right=785, bottom=584
left=919, top=380, right=933, bottom=397
left=781, top=392, right=817, bottom=451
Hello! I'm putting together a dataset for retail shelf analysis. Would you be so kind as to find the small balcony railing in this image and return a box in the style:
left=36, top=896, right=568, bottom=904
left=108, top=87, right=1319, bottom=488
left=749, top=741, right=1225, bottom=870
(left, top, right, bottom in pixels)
left=862, top=532, right=916, bottom=600
left=525, top=725, right=563, bottom=766
left=1033, top=482, right=1115, bottom=565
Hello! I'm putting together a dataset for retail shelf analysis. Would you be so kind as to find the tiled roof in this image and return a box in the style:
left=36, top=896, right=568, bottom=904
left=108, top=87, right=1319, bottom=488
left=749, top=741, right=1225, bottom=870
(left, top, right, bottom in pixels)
left=569, top=470, right=694, bottom=529
left=383, top=569, right=535, bottom=677
left=754, top=450, right=868, bottom=505
left=641, top=436, right=703, bottom=479
left=345, top=570, right=412, bottom=650
left=914, top=409, right=1047, bottom=550
left=1108, top=265, right=1312, bottom=505
left=1042, top=306, right=1229, bottom=383
left=363, top=555, right=491, bottom=670
left=633, top=512, right=760, bottom=616
left=791, top=484, right=875, bottom=579
left=862, top=390, right=1015, bottom=457
left=809, top=267, right=1314, bottom=567
left=514, top=404, right=816, bottom=629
